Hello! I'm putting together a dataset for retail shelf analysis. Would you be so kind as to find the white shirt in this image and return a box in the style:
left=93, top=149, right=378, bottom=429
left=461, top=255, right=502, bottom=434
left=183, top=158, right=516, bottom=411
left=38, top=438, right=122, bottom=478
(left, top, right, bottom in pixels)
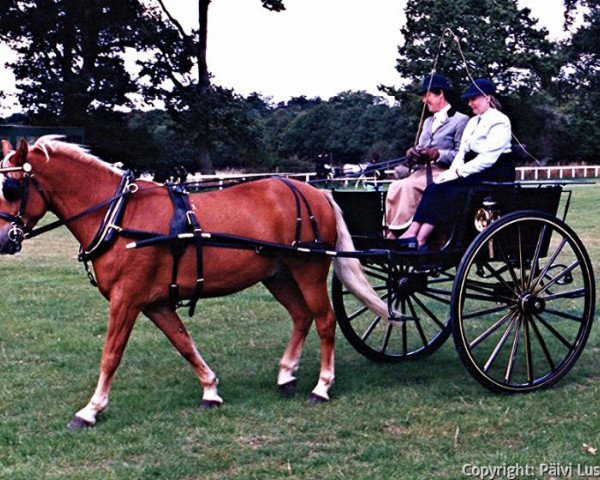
left=431, top=104, right=451, bottom=133
left=451, top=107, right=512, bottom=177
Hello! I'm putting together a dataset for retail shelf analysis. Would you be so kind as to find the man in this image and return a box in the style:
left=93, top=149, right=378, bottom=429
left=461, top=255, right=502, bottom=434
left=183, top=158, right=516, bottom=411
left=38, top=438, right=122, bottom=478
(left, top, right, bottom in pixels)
left=385, top=74, right=468, bottom=237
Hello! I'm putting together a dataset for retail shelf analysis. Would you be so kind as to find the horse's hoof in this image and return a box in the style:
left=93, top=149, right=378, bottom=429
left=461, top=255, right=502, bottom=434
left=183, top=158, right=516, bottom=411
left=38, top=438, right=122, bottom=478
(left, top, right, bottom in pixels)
left=278, top=379, right=297, bottom=398
left=307, top=393, right=329, bottom=404
left=197, top=399, right=222, bottom=410
left=67, top=416, right=94, bottom=429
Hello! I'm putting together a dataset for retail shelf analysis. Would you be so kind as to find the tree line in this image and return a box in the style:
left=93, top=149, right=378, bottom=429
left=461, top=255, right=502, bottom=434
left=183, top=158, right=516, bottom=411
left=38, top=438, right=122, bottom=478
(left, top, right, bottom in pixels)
left=0, top=0, right=598, bottom=176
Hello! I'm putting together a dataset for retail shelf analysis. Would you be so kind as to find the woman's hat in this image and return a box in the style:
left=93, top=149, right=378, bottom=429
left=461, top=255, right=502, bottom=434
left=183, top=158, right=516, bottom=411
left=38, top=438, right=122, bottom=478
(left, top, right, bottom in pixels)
left=418, top=74, right=452, bottom=94
left=461, top=78, right=497, bottom=99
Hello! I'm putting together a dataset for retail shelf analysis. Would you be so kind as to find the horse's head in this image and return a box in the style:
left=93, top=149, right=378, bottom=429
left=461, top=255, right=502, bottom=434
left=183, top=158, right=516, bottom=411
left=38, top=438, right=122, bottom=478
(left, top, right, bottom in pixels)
left=0, top=139, right=49, bottom=254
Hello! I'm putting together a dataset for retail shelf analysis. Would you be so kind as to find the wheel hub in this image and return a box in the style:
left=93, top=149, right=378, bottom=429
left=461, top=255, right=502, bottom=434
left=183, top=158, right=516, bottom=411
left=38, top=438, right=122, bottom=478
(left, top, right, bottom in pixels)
left=394, top=272, right=427, bottom=299
left=518, top=292, right=545, bottom=314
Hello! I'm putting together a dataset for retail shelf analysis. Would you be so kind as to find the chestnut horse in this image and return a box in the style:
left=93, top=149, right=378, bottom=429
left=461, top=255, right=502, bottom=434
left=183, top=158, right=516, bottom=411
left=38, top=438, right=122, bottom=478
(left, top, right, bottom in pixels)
left=0, top=136, right=390, bottom=428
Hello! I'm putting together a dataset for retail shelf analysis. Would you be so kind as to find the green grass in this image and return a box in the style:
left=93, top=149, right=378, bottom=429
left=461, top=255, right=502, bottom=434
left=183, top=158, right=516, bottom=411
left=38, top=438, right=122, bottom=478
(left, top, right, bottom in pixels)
left=1, top=185, right=599, bottom=479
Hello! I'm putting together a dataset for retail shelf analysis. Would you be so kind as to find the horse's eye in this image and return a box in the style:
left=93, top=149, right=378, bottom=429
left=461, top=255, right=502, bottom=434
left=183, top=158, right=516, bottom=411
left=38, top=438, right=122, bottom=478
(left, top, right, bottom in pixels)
left=2, top=177, right=24, bottom=202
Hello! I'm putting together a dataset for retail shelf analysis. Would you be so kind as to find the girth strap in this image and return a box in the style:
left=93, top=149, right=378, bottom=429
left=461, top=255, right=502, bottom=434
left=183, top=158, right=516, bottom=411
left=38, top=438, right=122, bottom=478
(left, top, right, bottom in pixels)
left=166, top=185, right=203, bottom=316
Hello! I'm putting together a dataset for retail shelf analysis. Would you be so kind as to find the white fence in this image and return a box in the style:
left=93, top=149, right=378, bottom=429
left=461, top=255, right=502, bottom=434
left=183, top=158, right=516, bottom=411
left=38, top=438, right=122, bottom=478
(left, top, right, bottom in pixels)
left=183, top=165, right=600, bottom=188
left=514, top=165, right=600, bottom=181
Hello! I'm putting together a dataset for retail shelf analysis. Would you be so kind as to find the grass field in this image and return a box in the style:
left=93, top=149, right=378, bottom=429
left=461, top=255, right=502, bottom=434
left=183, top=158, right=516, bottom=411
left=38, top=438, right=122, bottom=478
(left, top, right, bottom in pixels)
left=1, top=185, right=599, bottom=480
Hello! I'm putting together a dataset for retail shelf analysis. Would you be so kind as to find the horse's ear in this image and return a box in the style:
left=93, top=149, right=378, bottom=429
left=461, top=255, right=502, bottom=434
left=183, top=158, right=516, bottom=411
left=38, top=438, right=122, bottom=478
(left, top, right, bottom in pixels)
left=13, top=138, right=29, bottom=165
left=1, top=139, right=13, bottom=157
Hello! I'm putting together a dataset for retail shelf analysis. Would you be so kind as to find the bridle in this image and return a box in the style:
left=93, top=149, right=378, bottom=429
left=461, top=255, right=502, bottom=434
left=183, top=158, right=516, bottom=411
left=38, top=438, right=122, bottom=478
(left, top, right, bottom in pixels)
left=0, top=152, right=137, bottom=255
left=0, top=156, right=41, bottom=252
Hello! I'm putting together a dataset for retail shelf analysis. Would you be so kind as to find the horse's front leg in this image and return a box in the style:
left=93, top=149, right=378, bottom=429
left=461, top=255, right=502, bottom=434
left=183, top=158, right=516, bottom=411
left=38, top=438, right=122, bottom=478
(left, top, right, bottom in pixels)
left=67, top=299, right=141, bottom=429
left=143, top=304, right=223, bottom=409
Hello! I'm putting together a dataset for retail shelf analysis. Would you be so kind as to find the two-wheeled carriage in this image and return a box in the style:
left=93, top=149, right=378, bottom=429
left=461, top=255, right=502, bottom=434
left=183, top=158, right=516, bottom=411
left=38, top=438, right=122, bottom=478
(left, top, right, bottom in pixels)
left=330, top=180, right=595, bottom=393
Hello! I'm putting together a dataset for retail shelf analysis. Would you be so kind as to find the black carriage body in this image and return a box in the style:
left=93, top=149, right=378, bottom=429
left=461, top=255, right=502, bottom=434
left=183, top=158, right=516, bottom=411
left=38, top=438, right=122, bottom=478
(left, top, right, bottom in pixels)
left=331, top=182, right=595, bottom=393
left=332, top=182, right=563, bottom=260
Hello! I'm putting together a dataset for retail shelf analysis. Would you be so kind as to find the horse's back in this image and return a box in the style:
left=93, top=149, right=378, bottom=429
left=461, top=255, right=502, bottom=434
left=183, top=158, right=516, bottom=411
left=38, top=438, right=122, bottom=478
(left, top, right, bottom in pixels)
left=190, top=178, right=337, bottom=246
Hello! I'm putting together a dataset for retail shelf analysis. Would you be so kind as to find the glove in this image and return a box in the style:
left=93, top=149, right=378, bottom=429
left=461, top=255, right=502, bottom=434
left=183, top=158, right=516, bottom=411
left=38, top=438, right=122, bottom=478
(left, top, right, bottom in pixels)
left=420, top=147, right=440, bottom=162
left=406, top=146, right=421, bottom=159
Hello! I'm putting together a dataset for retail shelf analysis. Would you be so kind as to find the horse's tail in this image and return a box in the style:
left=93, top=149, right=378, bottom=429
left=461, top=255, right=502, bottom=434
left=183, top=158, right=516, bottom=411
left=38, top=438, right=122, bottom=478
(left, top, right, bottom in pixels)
left=324, top=192, right=393, bottom=320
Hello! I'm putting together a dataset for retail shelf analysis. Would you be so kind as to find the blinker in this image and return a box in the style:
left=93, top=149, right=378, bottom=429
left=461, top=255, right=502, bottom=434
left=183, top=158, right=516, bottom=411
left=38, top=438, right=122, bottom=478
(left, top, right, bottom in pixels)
left=2, top=177, right=25, bottom=202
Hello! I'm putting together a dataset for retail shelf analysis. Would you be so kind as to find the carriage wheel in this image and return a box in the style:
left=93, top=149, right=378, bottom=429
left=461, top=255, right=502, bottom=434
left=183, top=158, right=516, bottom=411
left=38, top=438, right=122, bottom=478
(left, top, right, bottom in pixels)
left=332, top=260, right=453, bottom=362
left=452, top=211, right=595, bottom=393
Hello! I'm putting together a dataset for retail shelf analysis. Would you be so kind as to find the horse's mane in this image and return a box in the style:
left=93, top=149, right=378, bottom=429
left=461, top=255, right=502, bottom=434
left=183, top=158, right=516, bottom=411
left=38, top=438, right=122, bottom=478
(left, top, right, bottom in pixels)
left=32, top=135, right=124, bottom=175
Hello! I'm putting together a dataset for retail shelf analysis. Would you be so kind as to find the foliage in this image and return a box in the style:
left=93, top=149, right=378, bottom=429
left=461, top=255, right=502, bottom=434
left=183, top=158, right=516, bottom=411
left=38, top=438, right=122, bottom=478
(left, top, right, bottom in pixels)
left=0, top=187, right=599, bottom=479
left=2, top=1, right=600, bottom=170
left=387, top=0, right=600, bottom=165
left=137, top=0, right=287, bottom=173
left=277, top=91, right=411, bottom=166
left=552, top=0, right=600, bottom=163
left=0, top=0, right=157, bottom=123
left=393, top=0, right=558, bottom=96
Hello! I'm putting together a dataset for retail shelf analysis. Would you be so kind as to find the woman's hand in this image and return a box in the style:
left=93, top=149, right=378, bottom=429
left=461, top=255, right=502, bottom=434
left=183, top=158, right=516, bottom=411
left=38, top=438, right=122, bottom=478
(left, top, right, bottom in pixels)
left=435, top=167, right=459, bottom=183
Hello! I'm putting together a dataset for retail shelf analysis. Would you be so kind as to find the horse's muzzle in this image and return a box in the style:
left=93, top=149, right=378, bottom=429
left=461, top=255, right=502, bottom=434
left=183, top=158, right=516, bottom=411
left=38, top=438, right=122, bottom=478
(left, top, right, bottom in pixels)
left=0, top=224, right=24, bottom=254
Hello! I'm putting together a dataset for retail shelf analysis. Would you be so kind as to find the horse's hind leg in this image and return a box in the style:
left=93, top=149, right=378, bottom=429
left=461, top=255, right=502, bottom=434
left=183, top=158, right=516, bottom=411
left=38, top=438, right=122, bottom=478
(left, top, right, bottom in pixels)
left=142, top=305, right=222, bottom=409
left=262, top=271, right=314, bottom=398
left=289, top=263, right=336, bottom=403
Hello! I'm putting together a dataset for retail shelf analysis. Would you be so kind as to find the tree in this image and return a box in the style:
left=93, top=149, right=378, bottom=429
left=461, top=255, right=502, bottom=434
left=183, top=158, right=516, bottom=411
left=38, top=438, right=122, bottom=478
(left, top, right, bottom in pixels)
left=392, top=0, right=558, bottom=98
left=277, top=91, right=410, bottom=167
left=140, top=0, right=286, bottom=173
left=0, top=0, right=157, bottom=124
left=387, top=0, right=563, bottom=164
left=554, top=0, right=600, bottom=163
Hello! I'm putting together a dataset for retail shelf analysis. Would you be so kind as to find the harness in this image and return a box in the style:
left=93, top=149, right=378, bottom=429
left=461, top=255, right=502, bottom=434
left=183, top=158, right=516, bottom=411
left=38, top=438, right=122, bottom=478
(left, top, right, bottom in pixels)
left=0, top=164, right=328, bottom=317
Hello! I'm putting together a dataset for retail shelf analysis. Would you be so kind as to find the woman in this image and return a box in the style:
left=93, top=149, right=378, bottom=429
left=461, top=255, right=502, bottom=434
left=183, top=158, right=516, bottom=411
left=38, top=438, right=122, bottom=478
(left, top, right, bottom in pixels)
left=397, top=78, right=514, bottom=250
left=385, top=74, right=468, bottom=237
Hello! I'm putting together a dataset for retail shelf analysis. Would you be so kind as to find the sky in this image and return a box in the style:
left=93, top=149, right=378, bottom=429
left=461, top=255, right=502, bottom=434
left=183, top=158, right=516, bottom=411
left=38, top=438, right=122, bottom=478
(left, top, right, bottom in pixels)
left=0, top=0, right=572, bottom=115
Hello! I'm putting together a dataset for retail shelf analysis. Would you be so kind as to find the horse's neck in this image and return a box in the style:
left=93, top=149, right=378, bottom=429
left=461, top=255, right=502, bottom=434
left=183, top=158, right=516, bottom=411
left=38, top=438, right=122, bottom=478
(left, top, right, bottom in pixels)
left=37, top=157, right=125, bottom=248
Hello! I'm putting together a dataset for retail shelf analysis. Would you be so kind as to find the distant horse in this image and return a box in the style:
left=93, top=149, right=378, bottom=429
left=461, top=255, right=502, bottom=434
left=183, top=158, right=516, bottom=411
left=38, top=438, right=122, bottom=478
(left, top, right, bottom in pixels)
left=0, top=137, right=389, bottom=428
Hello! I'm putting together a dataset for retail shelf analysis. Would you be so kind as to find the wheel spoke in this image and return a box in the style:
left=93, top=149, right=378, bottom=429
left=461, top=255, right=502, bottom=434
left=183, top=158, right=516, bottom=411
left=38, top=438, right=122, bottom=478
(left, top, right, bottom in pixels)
left=544, top=287, right=586, bottom=301
left=468, top=310, right=515, bottom=349
left=535, top=260, right=580, bottom=295
left=381, top=323, right=393, bottom=353
left=504, top=315, right=523, bottom=384
left=406, top=296, right=429, bottom=347
left=483, top=313, right=518, bottom=373
left=543, top=307, right=583, bottom=322
left=417, top=289, right=452, bottom=304
left=533, top=313, right=573, bottom=349
left=347, top=303, right=371, bottom=322
left=528, top=314, right=556, bottom=371
left=361, top=316, right=382, bottom=342
left=525, top=225, right=547, bottom=291
left=462, top=303, right=513, bottom=320
left=530, top=237, right=567, bottom=292
left=517, top=225, right=526, bottom=290
left=523, top=315, right=534, bottom=384
left=494, top=238, right=521, bottom=291
left=482, top=260, right=520, bottom=298
left=401, top=320, right=408, bottom=355
left=411, top=293, right=447, bottom=329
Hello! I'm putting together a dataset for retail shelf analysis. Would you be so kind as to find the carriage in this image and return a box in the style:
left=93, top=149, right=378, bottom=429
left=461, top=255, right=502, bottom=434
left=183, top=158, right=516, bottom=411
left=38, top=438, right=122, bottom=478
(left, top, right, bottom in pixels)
left=330, top=179, right=595, bottom=393
left=0, top=136, right=595, bottom=428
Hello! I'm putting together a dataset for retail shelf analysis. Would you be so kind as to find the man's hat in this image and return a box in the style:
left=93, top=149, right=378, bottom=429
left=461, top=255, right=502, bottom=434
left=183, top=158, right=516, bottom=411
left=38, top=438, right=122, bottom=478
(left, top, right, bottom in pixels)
left=418, top=74, right=452, bottom=94
left=461, top=78, right=497, bottom=99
